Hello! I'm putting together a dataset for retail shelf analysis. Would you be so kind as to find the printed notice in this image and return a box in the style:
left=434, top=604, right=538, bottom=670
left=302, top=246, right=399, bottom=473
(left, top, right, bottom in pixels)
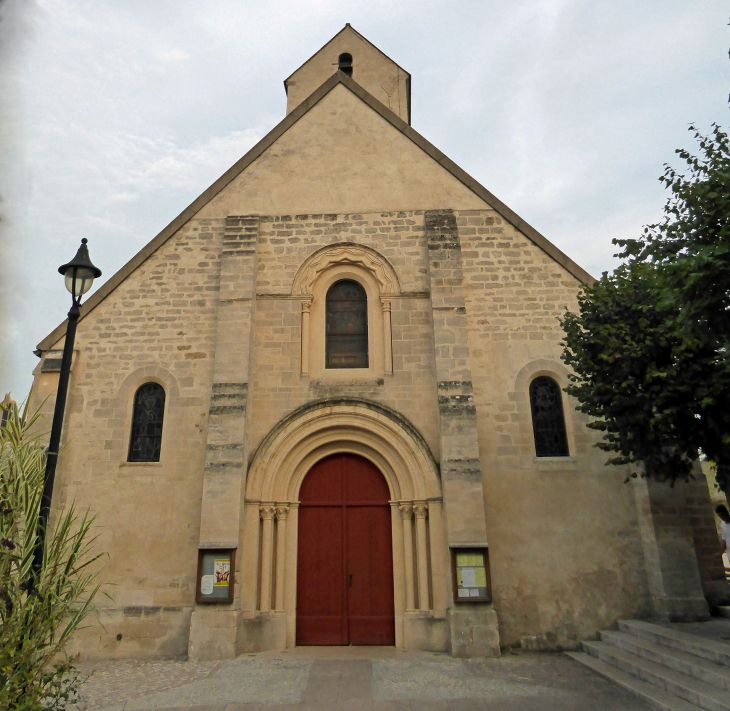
left=474, top=567, right=487, bottom=587
left=201, top=575, right=215, bottom=595
left=469, top=588, right=481, bottom=597
left=214, top=559, right=231, bottom=587
left=457, top=587, right=469, bottom=598
left=460, top=566, right=477, bottom=588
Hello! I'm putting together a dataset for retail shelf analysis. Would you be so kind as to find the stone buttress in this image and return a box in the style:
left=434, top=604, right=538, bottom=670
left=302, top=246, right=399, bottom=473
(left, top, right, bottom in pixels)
left=188, top=216, right=259, bottom=659
left=425, top=209, right=500, bottom=656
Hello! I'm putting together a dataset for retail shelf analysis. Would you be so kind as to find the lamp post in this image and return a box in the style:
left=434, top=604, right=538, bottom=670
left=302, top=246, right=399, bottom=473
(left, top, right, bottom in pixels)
left=32, top=238, right=101, bottom=580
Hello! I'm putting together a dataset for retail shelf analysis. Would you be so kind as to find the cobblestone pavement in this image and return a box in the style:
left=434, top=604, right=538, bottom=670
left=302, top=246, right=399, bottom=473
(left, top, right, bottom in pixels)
left=74, top=648, right=652, bottom=711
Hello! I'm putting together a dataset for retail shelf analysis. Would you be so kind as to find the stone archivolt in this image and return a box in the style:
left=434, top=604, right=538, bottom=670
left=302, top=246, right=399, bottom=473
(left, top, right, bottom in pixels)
left=291, top=243, right=400, bottom=296
left=240, top=400, right=448, bottom=649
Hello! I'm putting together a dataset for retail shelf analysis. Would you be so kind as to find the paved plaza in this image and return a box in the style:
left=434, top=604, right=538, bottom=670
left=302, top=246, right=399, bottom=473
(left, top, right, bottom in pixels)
left=73, top=647, right=652, bottom=711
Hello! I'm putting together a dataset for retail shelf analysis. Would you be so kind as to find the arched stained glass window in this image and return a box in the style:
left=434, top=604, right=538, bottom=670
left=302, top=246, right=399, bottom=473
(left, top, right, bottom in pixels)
left=128, top=383, right=166, bottom=462
left=529, top=376, right=569, bottom=457
left=325, top=280, right=368, bottom=369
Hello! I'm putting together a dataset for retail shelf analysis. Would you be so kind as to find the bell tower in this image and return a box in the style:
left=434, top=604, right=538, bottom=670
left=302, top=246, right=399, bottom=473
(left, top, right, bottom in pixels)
left=284, top=24, right=412, bottom=124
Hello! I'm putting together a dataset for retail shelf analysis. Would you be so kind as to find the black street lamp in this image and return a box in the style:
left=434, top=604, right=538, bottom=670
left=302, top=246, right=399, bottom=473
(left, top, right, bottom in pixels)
left=32, top=239, right=101, bottom=580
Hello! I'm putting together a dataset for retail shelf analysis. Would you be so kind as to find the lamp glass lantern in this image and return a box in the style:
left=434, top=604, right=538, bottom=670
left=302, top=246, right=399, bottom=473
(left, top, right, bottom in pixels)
left=58, top=238, right=102, bottom=300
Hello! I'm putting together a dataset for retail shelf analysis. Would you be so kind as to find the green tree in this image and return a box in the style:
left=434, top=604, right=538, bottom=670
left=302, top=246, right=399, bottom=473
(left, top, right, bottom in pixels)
left=0, top=397, right=101, bottom=710
left=561, top=125, right=730, bottom=491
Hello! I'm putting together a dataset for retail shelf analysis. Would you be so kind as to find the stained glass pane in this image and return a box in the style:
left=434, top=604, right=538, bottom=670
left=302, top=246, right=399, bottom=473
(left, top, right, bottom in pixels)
left=128, top=383, right=165, bottom=462
left=326, top=280, right=368, bottom=369
left=529, top=376, right=569, bottom=457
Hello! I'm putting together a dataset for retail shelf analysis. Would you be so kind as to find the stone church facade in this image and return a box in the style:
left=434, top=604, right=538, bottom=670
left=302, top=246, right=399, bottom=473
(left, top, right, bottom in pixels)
left=31, top=26, right=727, bottom=661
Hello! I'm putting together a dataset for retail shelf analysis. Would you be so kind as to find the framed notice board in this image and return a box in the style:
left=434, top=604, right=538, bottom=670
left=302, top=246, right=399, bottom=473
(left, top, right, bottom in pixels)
left=196, top=549, right=235, bottom=604
left=451, top=547, right=491, bottom=603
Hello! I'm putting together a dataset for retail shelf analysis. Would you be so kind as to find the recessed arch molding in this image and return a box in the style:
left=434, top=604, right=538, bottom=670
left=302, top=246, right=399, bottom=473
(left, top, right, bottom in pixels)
left=291, top=243, right=400, bottom=296
left=246, top=397, right=440, bottom=503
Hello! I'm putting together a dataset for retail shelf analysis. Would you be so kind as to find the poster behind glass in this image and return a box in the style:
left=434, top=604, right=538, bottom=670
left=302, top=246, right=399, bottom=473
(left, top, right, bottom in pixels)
left=197, top=549, right=234, bottom=603
left=452, top=548, right=490, bottom=602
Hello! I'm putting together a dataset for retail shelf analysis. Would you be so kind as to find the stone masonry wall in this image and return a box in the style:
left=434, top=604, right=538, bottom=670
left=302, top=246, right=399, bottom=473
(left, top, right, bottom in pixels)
left=248, top=211, right=440, bottom=459
left=456, top=208, right=652, bottom=649
left=33, top=218, right=226, bottom=659
left=32, top=202, right=665, bottom=659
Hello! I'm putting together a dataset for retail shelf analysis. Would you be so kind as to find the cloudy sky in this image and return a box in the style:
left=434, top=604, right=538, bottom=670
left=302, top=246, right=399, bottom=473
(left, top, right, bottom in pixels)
left=0, top=0, right=727, bottom=401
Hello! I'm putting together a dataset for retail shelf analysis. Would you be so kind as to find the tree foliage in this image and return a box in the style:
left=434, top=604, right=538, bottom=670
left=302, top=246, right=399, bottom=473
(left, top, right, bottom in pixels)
left=561, top=125, right=730, bottom=486
left=0, top=399, right=101, bottom=710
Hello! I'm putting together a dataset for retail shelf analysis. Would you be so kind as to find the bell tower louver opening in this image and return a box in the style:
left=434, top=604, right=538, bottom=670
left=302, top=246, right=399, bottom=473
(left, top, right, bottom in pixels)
left=283, top=24, right=411, bottom=124
left=338, top=52, right=353, bottom=77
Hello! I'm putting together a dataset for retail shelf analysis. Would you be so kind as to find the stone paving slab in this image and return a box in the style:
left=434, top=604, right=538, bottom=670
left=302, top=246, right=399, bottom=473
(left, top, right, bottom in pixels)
left=73, top=649, right=654, bottom=711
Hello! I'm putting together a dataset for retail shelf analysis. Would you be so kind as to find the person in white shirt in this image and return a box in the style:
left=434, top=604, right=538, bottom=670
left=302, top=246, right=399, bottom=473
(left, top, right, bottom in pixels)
left=716, top=504, right=730, bottom=563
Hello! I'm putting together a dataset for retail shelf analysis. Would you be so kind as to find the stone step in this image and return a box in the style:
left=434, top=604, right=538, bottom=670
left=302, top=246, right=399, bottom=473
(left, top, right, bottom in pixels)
left=600, top=630, right=730, bottom=692
left=566, top=651, right=704, bottom=711
left=619, top=620, right=730, bottom=667
left=583, top=641, right=730, bottom=711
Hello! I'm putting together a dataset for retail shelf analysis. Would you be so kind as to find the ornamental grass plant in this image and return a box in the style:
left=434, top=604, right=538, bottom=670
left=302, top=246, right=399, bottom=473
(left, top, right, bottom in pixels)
left=0, top=397, right=101, bottom=710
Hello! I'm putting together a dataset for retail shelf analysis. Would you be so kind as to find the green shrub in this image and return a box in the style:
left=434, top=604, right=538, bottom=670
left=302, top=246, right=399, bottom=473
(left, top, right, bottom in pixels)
left=0, top=398, right=101, bottom=710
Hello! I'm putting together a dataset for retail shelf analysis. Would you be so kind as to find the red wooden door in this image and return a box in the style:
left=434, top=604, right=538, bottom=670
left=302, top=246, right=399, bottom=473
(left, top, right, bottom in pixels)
left=296, top=454, right=395, bottom=646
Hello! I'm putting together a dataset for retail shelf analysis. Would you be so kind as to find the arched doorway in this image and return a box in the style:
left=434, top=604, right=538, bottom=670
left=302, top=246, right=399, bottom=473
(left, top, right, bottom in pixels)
left=296, top=453, right=395, bottom=646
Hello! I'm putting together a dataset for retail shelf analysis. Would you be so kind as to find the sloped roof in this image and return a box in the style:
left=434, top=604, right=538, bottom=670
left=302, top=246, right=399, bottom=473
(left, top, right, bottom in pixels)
left=36, top=70, right=594, bottom=353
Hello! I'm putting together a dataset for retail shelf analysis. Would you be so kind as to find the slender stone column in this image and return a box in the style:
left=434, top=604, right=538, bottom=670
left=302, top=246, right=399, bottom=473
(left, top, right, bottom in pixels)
left=414, top=502, right=430, bottom=611
left=301, top=301, right=311, bottom=375
left=274, top=505, right=289, bottom=611
left=259, top=504, right=276, bottom=612
left=400, top=503, right=416, bottom=611
left=382, top=299, right=393, bottom=375
left=284, top=503, right=299, bottom=648
left=389, top=501, right=406, bottom=648
left=427, top=499, right=449, bottom=615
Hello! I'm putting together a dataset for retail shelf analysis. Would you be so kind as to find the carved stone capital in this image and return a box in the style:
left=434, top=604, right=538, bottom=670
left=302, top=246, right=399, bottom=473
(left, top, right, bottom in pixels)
left=275, top=505, right=289, bottom=521
left=381, top=298, right=392, bottom=313
left=260, top=504, right=277, bottom=520
left=413, top=502, right=429, bottom=519
left=399, top=502, right=413, bottom=519
left=301, top=300, right=312, bottom=314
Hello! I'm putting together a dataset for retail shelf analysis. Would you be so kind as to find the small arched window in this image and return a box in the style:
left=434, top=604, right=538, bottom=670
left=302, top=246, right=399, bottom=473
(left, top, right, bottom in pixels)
left=529, top=376, right=569, bottom=457
left=326, top=280, right=368, bottom=369
left=338, top=52, right=353, bottom=77
left=128, top=382, right=166, bottom=462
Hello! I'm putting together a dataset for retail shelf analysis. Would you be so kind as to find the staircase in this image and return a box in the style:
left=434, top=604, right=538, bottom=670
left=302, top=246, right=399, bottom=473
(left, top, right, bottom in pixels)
left=567, top=620, right=730, bottom=711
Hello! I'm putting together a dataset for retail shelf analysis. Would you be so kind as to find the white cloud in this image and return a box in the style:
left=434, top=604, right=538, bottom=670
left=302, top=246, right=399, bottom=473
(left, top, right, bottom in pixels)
left=1, top=0, right=728, bottom=399
left=158, top=49, right=191, bottom=63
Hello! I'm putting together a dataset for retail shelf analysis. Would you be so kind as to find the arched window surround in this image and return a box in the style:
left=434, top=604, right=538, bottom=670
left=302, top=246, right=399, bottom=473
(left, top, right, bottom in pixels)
left=115, top=367, right=179, bottom=467
left=309, top=266, right=382, bottom=379
left=128, top=382, right=166, bottom=463
left=294, top=244, right=400, bottom=381
left=512, top=361, right=580, bottom=467
left=529, top=375, right=569, bottom=458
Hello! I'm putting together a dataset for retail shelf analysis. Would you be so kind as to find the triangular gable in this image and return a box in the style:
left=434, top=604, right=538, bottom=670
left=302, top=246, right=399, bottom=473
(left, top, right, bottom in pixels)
left=284, top=24, right=410, bottom=93
left=36, top=70, right=594, bottom=352
left=284, top=23, right=411, bottom=124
